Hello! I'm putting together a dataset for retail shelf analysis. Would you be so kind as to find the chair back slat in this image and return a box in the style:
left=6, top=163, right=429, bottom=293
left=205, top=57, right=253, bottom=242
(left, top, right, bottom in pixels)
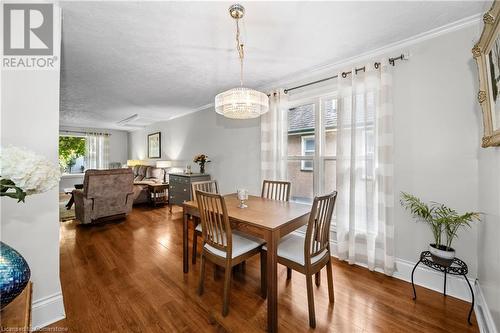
left=192, top=180, right=219, bottom=201
left=304, top=191, right=337, bottom=264
left=196, top=190, right=232, bottom=258
left=261, top=180, right=291, bottom=202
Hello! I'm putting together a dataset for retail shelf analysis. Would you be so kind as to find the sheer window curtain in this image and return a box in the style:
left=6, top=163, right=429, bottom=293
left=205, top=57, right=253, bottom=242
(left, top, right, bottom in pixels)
left=336, top=60, right=395, bottom=275
left=86, top=132, right=110, bottom=170
left=261, top=89, right=289, bottom=182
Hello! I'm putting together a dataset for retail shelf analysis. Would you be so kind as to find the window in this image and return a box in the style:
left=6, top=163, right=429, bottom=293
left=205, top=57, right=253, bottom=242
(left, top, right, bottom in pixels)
left=301, top=135, right=314, bottom=171
left=286, top=96, right=337, bottom=205
left=59, top=135, right=87, bottom=174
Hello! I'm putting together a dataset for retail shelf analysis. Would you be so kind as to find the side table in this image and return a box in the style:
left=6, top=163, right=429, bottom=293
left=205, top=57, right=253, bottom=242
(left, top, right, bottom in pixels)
left=1, top=281, right=32, bottom=332
left=148, top=183, right=171, bottom=212
left=411, top=251, right=474, bottom=325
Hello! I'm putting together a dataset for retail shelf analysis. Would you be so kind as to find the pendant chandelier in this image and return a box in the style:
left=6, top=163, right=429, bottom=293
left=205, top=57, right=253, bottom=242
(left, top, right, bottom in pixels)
left=214, top=4, right=269, bottom=119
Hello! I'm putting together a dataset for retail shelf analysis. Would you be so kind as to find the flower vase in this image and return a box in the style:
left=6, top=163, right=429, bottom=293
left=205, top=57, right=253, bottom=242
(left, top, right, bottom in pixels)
left=0, top=241, right=31, bottom=309
left=199, top=164, right=205, bottom=174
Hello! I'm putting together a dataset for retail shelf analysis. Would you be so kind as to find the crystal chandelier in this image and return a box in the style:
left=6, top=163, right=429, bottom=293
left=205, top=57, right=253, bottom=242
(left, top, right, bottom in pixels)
left=214, top=4, right=269, bottom=119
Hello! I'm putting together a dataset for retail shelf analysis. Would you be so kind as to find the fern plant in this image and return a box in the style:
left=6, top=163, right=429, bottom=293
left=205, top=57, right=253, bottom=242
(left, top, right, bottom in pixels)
left=400, top=192, right=480, bottom=251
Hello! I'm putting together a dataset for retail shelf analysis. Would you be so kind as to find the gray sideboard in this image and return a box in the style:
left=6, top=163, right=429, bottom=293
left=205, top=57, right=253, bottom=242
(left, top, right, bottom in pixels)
left=168, top=173, right=211, bottom=206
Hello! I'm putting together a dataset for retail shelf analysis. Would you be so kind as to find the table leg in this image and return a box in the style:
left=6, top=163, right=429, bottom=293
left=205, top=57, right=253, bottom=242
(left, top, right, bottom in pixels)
left=265, top=231, right=278, bottom=333
left=183, top=211, right=189, bottom=273
left=411, top=259, right=421, bottom=300
left=463, top=274, right=475, bottom=325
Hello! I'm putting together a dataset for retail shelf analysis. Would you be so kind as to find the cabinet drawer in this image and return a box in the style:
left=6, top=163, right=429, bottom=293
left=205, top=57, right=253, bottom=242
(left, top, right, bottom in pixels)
left=169, top=183, right=189, bottom=193
left=169, top=192, right=190, bottom=204
left=169, top=175, right=189, bottom=184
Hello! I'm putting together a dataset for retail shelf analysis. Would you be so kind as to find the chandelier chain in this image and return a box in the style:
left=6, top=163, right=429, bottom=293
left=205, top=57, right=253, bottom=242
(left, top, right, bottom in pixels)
left=235, top=19, right=244, bottom=86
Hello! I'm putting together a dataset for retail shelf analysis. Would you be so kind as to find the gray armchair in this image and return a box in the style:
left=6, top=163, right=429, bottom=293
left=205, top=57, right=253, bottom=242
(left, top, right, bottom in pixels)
left=73, top=169, right=134, bottom=224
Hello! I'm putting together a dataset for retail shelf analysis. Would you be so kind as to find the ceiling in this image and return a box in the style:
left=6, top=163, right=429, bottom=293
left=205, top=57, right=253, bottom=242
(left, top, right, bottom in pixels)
left=59, top=1, right=490, bottom=130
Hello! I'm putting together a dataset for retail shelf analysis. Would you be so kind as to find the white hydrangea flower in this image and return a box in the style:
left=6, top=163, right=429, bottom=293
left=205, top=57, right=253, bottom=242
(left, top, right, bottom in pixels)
left=0, top=146, right=61, bottom=195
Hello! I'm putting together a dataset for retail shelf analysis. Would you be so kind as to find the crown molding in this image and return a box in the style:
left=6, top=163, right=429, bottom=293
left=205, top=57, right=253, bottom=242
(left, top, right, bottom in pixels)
left=172, top=12, right=483, bottom=122
left=258, top=13, right=482, bottom=92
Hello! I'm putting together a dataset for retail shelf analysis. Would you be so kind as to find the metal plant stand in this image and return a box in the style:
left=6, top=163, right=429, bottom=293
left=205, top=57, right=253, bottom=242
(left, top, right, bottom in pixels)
left=411, top=251, right=474, bottom=325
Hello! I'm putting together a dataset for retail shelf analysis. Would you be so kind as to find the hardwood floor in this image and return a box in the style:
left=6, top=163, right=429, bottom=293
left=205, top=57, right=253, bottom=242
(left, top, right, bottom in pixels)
left=48, top=204, right=478, bottom=332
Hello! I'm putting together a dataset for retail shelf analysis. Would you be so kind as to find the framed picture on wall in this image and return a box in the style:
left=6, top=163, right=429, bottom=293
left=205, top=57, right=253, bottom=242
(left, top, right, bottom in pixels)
left=148, top=132, right=161, bottom=158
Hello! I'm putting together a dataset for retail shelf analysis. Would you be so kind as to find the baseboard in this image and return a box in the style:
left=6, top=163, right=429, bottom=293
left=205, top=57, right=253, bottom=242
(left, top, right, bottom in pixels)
left=31, top=292, right=66, bottom=330
left=474, top=281, right=498, bottom=333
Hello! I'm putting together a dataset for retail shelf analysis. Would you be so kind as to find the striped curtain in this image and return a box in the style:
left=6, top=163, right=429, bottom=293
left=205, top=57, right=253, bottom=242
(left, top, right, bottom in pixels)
left=86, top=132, right=110, bottom=170
left=335, top=60, right=395, bottom=275
left=260, top=89, right=289, bottom=183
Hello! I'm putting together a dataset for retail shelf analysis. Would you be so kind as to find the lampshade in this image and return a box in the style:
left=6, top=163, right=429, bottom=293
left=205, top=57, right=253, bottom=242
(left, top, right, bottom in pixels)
left=215, top=87, right=269, bottom=119
left=156, top=161, right=172, bottom=168
left=127, top=160, right=142, bottom=167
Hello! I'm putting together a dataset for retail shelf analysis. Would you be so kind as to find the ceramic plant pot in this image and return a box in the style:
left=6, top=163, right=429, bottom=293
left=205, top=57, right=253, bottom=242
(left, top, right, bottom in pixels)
left=429, top=243, right=455, bottom=267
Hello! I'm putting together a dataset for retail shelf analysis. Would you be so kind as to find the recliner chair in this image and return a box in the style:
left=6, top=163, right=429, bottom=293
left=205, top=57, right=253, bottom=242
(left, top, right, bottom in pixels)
left=73, top=169, right=134, bottom=224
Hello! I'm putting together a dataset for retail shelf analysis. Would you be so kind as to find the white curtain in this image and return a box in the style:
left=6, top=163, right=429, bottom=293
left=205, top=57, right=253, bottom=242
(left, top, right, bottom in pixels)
left=86, top=132, right=110, bottom=170
left=261, top=89, right=289, bottom=182
left=335, top=60, right=395, bottom=275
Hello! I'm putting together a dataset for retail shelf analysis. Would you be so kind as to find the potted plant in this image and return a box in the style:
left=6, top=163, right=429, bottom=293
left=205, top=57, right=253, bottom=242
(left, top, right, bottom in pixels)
left=193, top=154, right=210, bottom=174
left=400, top=192, right=480, bottom=266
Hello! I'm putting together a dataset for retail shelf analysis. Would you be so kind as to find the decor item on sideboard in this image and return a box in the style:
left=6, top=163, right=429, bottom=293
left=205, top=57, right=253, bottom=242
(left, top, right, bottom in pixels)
left=193, top=154, right=210, bottom=174
left=148, top=132, right=161, bottom=158
left=400, top=192, right=480, bottom=266
left=0, top=146, right=61, bottom=308
left=472, top=1, right=500, bottom=147
left=214, top=4, right=269, bottom=119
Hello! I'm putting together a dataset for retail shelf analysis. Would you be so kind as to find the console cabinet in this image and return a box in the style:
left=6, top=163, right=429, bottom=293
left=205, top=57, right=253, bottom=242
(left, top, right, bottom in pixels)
left=168, top=173, right=210, bottom=205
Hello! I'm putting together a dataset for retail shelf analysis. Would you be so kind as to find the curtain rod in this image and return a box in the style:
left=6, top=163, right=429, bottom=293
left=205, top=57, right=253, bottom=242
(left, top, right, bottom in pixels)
left=282, top=54, right=406, bottom=95
left=60, top=130, right=111, bottom=136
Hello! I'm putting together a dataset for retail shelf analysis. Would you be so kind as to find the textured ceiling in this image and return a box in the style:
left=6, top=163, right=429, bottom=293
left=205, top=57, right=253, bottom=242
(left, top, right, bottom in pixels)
left=59, top=1, right=490, bottom=130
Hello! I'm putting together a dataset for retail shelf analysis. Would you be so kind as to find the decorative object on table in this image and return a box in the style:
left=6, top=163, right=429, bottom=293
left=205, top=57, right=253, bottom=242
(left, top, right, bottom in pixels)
left=193, top=154, right=210, bottom=174
left=155, top=161, right=172, bottom=184
left=400, top=192, right=480, bottom=266
left=411, top=251, right=475, bottom=325
left=472, top=1, right=500, bottom=147
left=0, top=243, right=31, bottom=309
left=185, top=164, right=192, bottom=174
left=214, top=4, right=269, bottom=119
left=127, top=159, right=143, bottom=167
left=0, top=146, right=61, bottom=308
left=148, top=132, right=161, bottom=158
left=237, top=188, right=248, bottom=208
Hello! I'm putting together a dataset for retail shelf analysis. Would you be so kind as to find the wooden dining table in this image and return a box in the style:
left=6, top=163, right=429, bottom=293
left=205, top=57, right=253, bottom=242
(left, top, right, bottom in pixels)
left=182, top=194, right=311, bottom=333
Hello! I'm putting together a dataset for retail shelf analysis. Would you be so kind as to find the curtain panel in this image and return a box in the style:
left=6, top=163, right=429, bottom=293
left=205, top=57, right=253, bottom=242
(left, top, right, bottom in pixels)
left=260, top=89, right=289, bottom=182
left=335, top=60, right=395, bottom=275
left=86, top=132, right=110, bottom=170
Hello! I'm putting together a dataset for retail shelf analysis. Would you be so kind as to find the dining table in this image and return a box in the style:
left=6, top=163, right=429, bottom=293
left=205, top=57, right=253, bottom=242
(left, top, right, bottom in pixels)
left=182, top=194, right=311, bottom=333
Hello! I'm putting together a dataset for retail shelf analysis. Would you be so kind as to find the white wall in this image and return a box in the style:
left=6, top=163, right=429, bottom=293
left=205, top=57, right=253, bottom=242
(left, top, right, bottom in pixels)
left=58, top=126, right=129, bottom=191
left=0, top=6, right=65, bottom=328
left=392, top=25, right=481, bottom=277
left=477, top=147, right=500, bottom=330
left=128, top=111, right=261, bottom=194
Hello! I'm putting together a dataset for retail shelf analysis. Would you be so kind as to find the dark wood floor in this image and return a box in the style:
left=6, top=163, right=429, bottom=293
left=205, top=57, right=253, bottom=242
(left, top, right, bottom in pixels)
left=48, top=204, right=478, bottom=332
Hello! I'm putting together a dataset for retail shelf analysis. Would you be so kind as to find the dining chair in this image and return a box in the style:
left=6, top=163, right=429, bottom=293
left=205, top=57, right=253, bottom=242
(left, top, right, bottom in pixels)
left=196, top=190, right=266, bottom=316
left=191, top=180, right=219, bottom=264
left=261, top=180, right=291, bottom=201
left=274, top=191, right=337, bottom=328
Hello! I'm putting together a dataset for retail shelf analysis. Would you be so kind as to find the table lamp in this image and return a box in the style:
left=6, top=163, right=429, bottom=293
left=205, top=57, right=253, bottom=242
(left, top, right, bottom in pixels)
left=156, top=161, right=172, bottom=184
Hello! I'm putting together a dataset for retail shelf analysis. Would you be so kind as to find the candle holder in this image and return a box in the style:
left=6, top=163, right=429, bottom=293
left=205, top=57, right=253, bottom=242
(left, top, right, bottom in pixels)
left=237, top=189, right=248, bottom=208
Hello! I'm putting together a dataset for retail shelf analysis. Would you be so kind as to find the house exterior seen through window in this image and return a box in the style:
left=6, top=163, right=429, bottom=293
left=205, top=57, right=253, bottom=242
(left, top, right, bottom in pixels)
left=287, top=98, right=337, bottom=204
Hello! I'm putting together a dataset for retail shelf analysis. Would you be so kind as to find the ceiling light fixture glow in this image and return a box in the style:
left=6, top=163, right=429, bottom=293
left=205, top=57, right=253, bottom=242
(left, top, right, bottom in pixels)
left=214, top=4, right=269, bottom=119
